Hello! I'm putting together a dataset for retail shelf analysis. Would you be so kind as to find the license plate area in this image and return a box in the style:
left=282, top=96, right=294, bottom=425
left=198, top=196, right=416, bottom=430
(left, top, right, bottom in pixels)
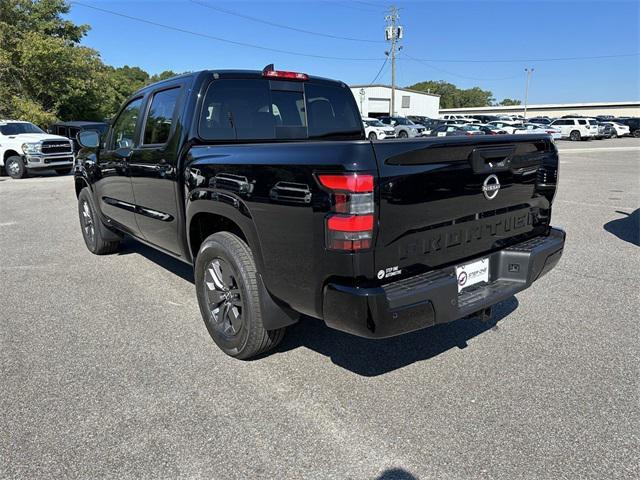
left=456, top=257, right=489, bottom=292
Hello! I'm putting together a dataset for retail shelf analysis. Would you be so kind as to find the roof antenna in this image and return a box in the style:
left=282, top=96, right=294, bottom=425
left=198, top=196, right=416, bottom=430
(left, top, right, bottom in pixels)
left=262, top=64, right=275, bottom=74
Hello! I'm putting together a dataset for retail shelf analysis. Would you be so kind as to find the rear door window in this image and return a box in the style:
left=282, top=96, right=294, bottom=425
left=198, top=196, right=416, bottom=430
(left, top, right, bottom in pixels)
left=143, top=87, right=181, bottom=145
left=578, top=120, right=587, bottom=125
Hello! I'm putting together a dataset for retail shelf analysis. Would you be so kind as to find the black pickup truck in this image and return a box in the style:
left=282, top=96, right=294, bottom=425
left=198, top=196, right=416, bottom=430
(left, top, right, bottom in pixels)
left=74, top=67, right=565, bottom=359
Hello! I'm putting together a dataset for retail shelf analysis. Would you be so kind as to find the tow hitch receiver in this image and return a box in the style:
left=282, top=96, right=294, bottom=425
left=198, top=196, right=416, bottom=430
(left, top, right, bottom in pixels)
left=472, top=307, right=493, bottom=322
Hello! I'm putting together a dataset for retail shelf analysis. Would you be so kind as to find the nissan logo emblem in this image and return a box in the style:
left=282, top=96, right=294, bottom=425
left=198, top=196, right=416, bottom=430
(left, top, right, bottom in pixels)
left=482, top=174, right=500, bottom=200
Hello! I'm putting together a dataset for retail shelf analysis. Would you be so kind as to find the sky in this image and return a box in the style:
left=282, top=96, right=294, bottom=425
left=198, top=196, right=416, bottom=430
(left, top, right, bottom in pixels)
left=66, top=0, right=640, bottom=104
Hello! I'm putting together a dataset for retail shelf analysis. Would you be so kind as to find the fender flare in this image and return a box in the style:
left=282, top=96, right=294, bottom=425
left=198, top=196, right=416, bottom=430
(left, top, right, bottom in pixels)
left=185, top=194, right=299, bottom=330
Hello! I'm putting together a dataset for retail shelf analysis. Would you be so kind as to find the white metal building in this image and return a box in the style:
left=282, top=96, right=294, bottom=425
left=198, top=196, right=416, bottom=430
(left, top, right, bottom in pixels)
left=440, top=101, right=640, bottom=119
left=350, top=84, right=440, bottom=118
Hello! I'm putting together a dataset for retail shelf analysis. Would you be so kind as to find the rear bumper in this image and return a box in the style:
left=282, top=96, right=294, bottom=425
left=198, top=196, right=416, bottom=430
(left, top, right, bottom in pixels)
left=322, top=228, right=565, bottom=339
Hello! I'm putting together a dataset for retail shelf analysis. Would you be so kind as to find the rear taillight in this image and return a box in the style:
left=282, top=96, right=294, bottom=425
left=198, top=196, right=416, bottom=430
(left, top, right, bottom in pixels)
left=318, top=173, right=375, bottom=251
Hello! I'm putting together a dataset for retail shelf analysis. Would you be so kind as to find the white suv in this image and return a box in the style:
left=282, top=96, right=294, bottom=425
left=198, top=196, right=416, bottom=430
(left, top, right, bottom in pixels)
left=362, top=117, right=396, bottom=140
left=549, top=118, right=598, bottom=141
left=1, top=120, right=74, bottom=178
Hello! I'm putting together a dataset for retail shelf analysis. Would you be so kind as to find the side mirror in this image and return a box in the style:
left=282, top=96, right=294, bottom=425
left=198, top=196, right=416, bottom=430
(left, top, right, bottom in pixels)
left=77, top=130, right=100, bottom=149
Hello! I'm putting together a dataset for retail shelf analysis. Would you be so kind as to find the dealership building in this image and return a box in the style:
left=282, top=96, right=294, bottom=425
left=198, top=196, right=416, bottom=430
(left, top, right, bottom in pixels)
left=440, top=101, right=640, bottom=119
left=350, top=84, right=440, bottom=118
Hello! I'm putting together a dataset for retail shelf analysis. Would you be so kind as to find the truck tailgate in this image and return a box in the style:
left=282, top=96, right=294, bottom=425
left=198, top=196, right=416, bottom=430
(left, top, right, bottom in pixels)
left=372, top=135, right=558, bottom=275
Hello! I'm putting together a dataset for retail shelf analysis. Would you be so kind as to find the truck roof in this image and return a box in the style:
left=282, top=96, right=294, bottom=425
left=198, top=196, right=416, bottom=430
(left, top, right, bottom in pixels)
left=133, top=69, right=345, bottom=97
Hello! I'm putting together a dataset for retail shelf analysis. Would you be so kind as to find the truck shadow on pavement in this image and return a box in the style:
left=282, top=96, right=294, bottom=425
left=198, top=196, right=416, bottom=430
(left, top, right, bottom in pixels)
left=118, top=236, right=518, bottom=376
left=374, top=468, right=418, bottom=479
left=604, top=209, right=639, bottom=246
left=276, top=297, right=517, bottom=376
left=118, top=237, right=195, bottom=282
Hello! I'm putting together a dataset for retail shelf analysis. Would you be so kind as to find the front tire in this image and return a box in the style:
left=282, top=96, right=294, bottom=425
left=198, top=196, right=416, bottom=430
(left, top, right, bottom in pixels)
left=78, top=188, right=120, bottom=254
left=398, top=130, right=408, bottom=138
left=5, top=156, right=27, bottom=179
left=368, top=132, right=377, bottom=141
left=195, top=232, right=286, bottom=360
left=569, top=130, right=581, bottom=141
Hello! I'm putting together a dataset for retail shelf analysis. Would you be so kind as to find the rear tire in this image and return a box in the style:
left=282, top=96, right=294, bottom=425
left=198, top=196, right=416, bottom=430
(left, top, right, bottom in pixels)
left=78, top=188, right=120, bottom=255
left=569, top=130, right=581, bottom=141
left=5, top=156, right=27, bottom=179
left=633, top=130, right=640, bottom=138
left=195, top=232, right=286, bottom=360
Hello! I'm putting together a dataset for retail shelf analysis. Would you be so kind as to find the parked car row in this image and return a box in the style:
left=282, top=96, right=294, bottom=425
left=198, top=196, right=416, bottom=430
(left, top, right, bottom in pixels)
left=432, top=114, right=639, bottom=139
left=369, top=114, right=639, bottom=141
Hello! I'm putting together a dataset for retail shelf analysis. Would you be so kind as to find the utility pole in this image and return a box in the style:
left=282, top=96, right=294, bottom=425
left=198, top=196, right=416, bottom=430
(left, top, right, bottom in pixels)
left=524, top=68, right=534, bottom=119
left=385, top=5, right=402, bottom=116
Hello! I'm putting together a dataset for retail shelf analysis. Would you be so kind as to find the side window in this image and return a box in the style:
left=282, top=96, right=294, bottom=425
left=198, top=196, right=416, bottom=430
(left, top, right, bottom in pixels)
left=111, top=97, right=144, bottom=149
left=143, top=87, right=181, bottom=145
left=578, top=120, right=587, bottom=125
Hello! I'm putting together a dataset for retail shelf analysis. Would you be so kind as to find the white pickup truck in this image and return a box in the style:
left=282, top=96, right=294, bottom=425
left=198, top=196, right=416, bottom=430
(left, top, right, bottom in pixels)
left=0, top=120, right=74, bottom=179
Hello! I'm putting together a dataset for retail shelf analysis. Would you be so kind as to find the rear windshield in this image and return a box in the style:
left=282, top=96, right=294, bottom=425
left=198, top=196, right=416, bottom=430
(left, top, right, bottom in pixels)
left=199, top=79, right=362, bottom=141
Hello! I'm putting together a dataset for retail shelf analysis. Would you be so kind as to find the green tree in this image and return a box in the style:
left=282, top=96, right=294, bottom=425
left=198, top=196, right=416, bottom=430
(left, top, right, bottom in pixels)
left=0, top=0, right=166, bottom=126
left=497, top=98, right=521, bottom=106
left=407, top=80, right=495, bottom=109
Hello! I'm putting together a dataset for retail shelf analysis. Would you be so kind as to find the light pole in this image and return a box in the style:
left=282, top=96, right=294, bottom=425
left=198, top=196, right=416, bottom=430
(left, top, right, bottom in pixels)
left=524, top=68, right=534, bottom=119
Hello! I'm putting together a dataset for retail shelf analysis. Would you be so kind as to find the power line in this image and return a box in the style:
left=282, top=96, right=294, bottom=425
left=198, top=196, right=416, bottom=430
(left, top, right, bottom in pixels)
left=369, top=57, right=388, bottom=84
left=352, top=0, right=384, bottom=9
left=70, top=1, right=384, bottom=61
left=402, top=52, right=524, bottom=82
left=318, top=1, right=381, bottom=13
left=404, top=53, right=639, bottom=64
left=189, top=0, right=383, bottom=43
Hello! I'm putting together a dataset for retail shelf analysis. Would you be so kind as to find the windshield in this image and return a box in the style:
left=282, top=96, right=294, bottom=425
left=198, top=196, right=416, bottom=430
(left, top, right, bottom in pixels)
left=462, top=125, right=481, bottom=131
left=394, top=118, right=414, bottom=126
left=0, top=122, right=45, bottom=135
left=365, top=119, right=385, bottom=127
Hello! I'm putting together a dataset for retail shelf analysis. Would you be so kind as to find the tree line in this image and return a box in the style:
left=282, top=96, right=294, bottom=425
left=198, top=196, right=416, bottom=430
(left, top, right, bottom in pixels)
left=0, top=1, right=519, bottom=128
left=0, top=0, right=181, bottom=127
left=407, top=80, right=521, bottom=109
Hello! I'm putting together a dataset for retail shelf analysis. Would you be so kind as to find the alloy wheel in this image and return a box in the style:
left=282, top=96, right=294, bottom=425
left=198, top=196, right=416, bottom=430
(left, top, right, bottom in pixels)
left=7, top=159, right=19, bottom=176
left=204, top=258, right=243, bottom=337
left=81, top=201, right=95, bottom=244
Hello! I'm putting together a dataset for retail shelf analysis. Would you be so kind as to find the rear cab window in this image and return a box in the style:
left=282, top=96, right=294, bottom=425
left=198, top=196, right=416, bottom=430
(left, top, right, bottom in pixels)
left=198, top=78, right=362, bottom=142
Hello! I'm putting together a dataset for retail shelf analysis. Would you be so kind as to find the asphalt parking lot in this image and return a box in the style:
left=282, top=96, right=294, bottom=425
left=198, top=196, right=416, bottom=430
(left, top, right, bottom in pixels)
left=1, top=138, right=638, bottom=480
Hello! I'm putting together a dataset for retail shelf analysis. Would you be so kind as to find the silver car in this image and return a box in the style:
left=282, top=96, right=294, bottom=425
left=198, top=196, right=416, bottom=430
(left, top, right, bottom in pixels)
left=379, top=116, right=426, bottom=138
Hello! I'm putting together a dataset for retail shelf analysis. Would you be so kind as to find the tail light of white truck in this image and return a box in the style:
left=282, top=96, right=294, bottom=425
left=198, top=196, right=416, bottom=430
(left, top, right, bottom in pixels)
left=318, top=173, right=375, bottom=251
